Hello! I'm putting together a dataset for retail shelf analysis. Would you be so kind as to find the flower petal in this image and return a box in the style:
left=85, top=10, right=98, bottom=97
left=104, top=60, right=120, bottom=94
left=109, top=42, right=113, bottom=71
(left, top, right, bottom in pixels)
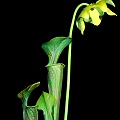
left=106, top=0, right=115, bottom=7
left=95, top=0, right=107, bottom=12
left=76, top=18, right=85, bottom=35
left=89, top=8, right=101, bottom=26
left=106, top=8, right=117, bottom=16
left=79, top=4, right=94, bottom=19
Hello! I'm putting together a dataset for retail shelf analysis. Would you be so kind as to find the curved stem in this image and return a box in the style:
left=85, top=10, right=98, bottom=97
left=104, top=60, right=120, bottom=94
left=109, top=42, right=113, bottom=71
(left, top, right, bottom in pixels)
left=69, top=3, right=89, bottom=38
left=64, top=3, right=89, bottom=120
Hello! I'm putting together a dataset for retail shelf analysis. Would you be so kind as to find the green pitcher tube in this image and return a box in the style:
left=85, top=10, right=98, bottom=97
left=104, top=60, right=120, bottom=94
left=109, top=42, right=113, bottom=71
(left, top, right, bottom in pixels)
left=47, top=63, right=65, bottom=120
left=23, top=106, right=38, bottom=120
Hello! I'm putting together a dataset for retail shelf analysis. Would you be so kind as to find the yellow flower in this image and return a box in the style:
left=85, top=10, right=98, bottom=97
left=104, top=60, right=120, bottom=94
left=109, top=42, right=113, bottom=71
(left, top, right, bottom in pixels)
left=96, top=0, right=117, bottom=15
left=76, top=0, right=117, bottom=35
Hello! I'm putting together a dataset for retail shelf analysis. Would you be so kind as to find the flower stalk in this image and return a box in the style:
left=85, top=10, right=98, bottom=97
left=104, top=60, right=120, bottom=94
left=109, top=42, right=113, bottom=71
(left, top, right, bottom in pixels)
left=64, top=3, right=89, bottom=120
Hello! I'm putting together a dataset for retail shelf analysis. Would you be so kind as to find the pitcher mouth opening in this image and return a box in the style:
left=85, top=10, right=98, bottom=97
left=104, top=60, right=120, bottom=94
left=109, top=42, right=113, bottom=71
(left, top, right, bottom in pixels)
left=45, top=63, right=65, bottom=68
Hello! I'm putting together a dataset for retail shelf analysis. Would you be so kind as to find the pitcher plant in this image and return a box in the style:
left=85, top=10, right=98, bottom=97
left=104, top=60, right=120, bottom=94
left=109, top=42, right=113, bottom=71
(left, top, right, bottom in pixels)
left=17, top=0, right=117, bottom=120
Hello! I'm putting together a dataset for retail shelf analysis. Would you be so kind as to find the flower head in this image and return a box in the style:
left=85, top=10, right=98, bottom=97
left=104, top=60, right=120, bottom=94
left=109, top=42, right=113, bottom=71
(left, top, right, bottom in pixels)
left=76, top=0, right=117, bottom=35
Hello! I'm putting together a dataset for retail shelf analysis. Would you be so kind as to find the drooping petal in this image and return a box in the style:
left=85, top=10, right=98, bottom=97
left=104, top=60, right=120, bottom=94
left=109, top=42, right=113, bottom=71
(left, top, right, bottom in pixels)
left=106, top=8, right=117, bottom=16
left=95, top=0, right=107, bottom=12
left=106, top=0, right=115, bottom=7
left=76, top=18, right=85, bottom=35
left=89, top=8, right=101, bottom=26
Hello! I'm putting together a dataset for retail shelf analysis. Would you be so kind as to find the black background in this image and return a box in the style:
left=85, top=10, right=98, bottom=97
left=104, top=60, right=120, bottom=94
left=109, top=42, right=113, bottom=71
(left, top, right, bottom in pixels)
left=13, top=0, right=119, bottom=119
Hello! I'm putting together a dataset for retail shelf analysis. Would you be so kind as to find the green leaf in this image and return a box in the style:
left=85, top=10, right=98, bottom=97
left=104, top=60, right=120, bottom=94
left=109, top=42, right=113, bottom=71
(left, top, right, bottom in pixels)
left=106, top=0, right=115, bottom=7
left=36, top=92, right=56, bottom=112
left=36, top=92, right=56, bottom=120
left=41, top=37, right=72, bottom=65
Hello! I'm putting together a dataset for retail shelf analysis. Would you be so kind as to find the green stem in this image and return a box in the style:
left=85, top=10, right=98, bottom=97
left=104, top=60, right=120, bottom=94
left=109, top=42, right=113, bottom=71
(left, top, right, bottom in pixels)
left=64, top=3, right=89, bottom=120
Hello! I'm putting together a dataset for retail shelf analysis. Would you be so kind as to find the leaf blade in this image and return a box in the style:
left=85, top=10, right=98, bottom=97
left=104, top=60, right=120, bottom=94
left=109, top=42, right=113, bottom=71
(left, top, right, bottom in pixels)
left=36, top=92, right=56, bottom=120
left=36, top=92, right=56, bottom=112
